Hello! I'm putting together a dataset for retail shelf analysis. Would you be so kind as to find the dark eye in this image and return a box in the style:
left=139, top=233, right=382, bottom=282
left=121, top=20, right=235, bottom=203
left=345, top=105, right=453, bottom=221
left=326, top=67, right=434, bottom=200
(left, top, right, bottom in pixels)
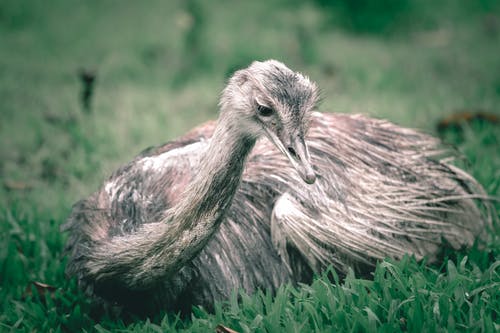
left=257, top=105, right=273, bottom=117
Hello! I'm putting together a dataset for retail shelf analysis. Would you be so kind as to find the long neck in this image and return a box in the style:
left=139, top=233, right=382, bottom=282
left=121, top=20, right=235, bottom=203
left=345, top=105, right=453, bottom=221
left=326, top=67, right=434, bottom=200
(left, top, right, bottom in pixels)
left=88, top=114, right=257, bottom=289
left=169, top=116, right=256, bottom=230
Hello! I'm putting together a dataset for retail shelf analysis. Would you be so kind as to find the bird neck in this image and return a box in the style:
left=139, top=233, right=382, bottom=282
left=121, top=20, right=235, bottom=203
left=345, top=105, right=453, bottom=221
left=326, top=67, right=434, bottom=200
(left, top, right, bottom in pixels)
left=169, top=114, right=257, bottom=234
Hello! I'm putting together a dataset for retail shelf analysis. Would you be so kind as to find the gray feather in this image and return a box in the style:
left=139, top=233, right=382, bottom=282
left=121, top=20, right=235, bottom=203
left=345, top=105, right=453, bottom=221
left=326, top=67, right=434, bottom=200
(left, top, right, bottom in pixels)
left=62, top=60, right=496, bottom=313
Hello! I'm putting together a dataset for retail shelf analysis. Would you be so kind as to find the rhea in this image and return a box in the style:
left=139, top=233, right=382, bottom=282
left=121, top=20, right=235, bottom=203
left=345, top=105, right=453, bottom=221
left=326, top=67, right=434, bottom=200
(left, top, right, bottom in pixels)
left=63, top=60, right=494, bottom=313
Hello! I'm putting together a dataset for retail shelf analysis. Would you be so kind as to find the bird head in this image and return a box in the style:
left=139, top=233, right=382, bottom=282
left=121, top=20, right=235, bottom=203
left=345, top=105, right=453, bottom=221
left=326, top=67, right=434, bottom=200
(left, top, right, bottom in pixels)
left=220, top=60, right=320, bottom=184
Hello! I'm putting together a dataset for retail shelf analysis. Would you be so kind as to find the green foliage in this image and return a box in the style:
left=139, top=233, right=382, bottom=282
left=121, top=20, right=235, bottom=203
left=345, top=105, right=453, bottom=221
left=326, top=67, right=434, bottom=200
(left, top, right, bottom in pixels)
left=314, top=0, right=500, bottom=35
left=315, top=0, right=414, bottom=34
left=0, top=0, right=499, bottom=332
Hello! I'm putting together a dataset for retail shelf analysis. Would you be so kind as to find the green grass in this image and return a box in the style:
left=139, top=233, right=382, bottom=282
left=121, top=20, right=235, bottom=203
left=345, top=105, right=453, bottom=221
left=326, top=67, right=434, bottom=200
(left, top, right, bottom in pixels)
left=1, top=0, right=499, bottom=331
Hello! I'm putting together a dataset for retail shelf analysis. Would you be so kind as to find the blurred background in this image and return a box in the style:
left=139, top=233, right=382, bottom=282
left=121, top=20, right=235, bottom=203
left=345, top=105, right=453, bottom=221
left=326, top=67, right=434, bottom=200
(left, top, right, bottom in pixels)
left=0, top=0, right=499, bottom=299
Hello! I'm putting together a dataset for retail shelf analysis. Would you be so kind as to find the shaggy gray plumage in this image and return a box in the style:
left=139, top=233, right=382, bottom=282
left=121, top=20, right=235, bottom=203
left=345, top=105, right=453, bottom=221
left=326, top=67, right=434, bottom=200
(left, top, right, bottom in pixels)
left=62, top=60, right=496, bottom=314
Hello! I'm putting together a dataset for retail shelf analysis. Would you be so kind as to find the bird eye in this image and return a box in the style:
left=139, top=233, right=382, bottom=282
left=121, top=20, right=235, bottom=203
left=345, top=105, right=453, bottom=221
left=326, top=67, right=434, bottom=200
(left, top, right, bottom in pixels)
left=257, top=105, right=273, bottom=117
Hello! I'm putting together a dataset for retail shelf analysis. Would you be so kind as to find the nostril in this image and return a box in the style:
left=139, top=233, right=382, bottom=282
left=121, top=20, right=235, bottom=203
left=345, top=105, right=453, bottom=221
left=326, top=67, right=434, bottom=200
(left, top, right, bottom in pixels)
left=287, top=147, right=299, bottom=160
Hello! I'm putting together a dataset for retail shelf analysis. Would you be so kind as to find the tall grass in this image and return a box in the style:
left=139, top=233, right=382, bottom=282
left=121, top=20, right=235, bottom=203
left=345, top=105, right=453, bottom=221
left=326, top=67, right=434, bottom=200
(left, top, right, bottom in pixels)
left=0, top=0, right=499, bottom=331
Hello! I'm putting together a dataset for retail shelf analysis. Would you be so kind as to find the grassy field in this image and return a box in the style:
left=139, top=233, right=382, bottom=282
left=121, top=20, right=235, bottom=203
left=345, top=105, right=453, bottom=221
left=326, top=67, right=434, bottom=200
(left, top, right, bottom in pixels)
left=1, top=0, right=499, bottom=331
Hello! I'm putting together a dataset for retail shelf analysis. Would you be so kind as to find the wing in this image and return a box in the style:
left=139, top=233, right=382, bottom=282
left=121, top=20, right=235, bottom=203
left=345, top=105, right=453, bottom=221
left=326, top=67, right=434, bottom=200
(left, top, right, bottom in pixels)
left=264, top=112, right=493, bottom=275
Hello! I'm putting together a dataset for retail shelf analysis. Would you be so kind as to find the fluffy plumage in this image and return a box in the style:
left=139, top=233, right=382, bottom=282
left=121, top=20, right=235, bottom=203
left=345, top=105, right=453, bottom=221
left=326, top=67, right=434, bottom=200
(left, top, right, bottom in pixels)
left=63, top=60, right=495, bottom=314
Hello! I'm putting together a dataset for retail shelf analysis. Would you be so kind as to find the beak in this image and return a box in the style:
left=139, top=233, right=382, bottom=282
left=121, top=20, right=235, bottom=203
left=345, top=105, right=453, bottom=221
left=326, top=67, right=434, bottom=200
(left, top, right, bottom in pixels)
left=264, top=128, right=316, bottom=184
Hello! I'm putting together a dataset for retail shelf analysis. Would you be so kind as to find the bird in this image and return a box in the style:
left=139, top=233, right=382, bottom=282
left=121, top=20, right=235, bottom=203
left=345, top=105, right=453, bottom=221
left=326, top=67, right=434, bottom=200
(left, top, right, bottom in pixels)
left=62, top=60, right=496, bottom=314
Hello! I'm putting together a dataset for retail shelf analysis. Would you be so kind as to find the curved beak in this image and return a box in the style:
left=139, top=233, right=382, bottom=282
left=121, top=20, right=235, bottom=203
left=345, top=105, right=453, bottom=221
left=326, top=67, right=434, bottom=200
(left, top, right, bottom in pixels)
left=264, top=128, right=316, bottom=184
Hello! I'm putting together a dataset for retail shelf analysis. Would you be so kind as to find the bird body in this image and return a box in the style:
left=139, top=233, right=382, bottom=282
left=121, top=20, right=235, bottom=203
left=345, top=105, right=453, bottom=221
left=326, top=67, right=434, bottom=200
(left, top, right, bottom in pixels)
left=63, top=60, right=494, bottom=313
